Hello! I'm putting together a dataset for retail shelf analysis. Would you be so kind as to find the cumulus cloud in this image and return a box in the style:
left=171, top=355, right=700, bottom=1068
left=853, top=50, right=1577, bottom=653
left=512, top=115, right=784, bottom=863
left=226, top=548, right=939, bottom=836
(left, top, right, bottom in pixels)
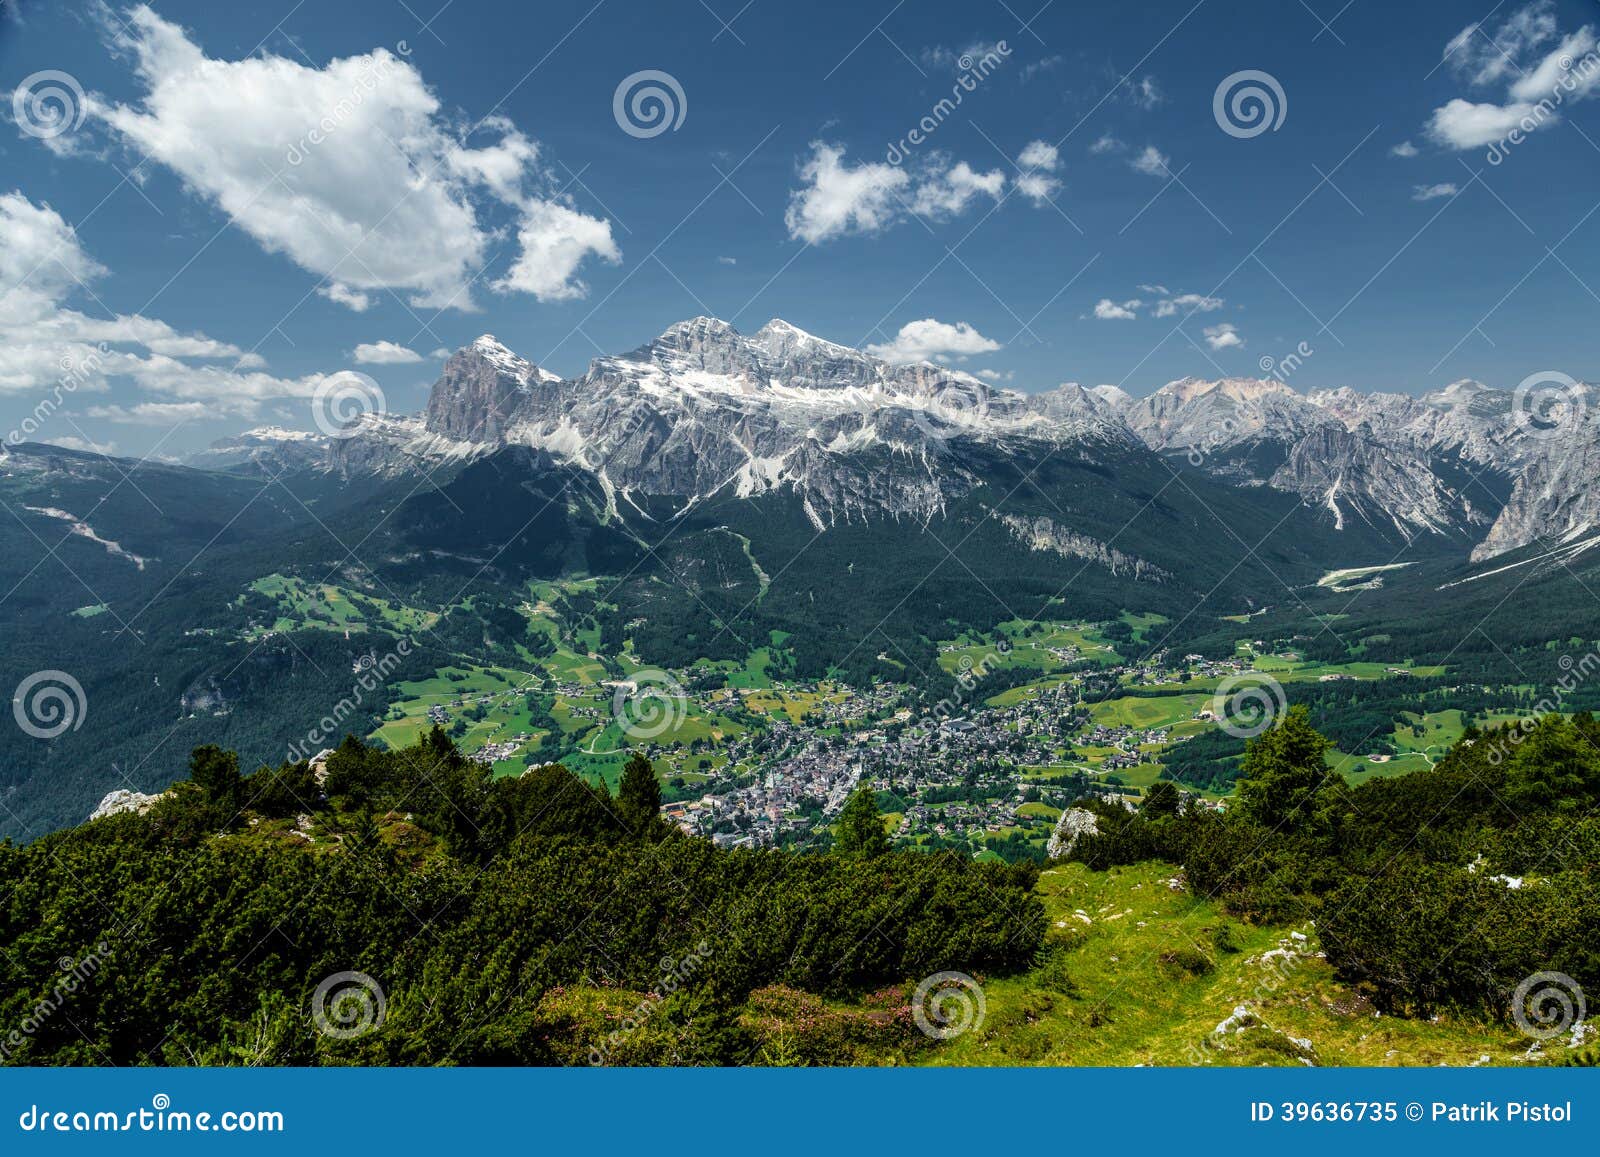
left=1015, top=140, right=1062, bottom=205
left=1428, top=98, right=1543, bottom=148
left=910, top=161, right=1005, bottom=217
left=866, top=319, right=1001, bottom=364
left=785, top=142, right=910, bottom=243
left=1018, top=140, right=1059, bottom=170
left=784, top=144, right=1010, bottom=242
left=353, top=340, right=423, bottom=365
left=1153, top=293, right=1224, bottom=318
left=1092, top=298, right=1140, bottom=321
left=1203, top=323, right=1244, bottom=350
left=1130, top=145, right=1171, bottom=177
left=1390, top=140, right=1420, bottom=157
left=92, top=6, right=617, bottom=308
left=1092, top=289, right=1222, bottom=321
left=1412, top=182, right=1459, bottom=201
left=1426, top=3, right=1599, bottom=150
left=494, top=200, right=621, bottom=301
left=1089, top=132, right=1124, bottom=155
left=0, top=191, right=344, bottom=438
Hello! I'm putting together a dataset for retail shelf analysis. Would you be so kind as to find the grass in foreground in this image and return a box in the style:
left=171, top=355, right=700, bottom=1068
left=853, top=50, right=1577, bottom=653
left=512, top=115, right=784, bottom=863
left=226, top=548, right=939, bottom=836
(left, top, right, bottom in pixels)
left=914, top=860, right=1532, bottom=1067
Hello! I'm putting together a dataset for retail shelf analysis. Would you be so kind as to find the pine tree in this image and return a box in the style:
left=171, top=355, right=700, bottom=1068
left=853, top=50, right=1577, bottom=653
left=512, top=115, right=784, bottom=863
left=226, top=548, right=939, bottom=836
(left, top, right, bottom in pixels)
left=617, top=752, right=663, bottom=835
left=1142, top=779, right=1181, bottom=818
left=834, top=783, right=889, bottom=856
left=1234, top=706, right=1333, bottom=832
left=188, top=744, right=242, bottom=821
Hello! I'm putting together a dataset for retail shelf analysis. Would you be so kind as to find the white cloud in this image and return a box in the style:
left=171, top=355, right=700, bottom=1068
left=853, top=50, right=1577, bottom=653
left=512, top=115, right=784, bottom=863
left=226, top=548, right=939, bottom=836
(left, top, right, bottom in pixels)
left=921, top=42, right=1008, bottom=71
left=1426, top=4, right=1597, bottom=150
left=866, top=318, right=1001, bottom=364
left=785, top=145, right=1011, bottom=242
left=494, top=200, right=620, bottom=301
left=1129, top=75, right=1163, bottom=109
left=1153, top=293, right=1223, bottom=317
left=910, top=161, right=1005, bottom=218
left=1019, top=56, right=1063, bottom=83
left=1427, top=98, right=1540, bottom=148
left=318, top=283, right=372, bottom=312
left=93, top=6, right=617, bottom=308
left=1130, top=145, right=1170, bottom=177
left=976, top=368, right=1013, bottom=381
left=1390, top=140, right=1420, bottom=157
left=1018, top=140, right=1059, bottom=170
left=0, top=192, right=349, bottom=438
left=1092, top=298, right=1141, bottom=321
left=1089, top=132, right=1124, bottom=155
left=428, top=347, right=450, bottom=359
left=1016, top=173, right=1061, bottom=204
left=353, top=340, right=423, bottom=365
left=41, top=435, right=118, bottom=455
left=1509, top=27, right=1600, bottom=101
left=1412, top=182, right=1459, bottom=201
left=1093, top=287, right=1220, bottom=320
left=86, top=401, right=228, bottom=424
left=1203, top=323, right=1244, bottom=350
left=1443, top=2, right=1558, bottom=87
left=785, top=142, right=910, bottom=243
left=717, top=255, right=738, bottom=265
left=1015, top=140, right=1061, bottom=205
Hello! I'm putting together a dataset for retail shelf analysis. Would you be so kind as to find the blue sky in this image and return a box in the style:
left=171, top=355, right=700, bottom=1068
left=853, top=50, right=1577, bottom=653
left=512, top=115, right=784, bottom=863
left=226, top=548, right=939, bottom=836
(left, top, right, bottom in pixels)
left=1, top=0, right=1597, bottom=455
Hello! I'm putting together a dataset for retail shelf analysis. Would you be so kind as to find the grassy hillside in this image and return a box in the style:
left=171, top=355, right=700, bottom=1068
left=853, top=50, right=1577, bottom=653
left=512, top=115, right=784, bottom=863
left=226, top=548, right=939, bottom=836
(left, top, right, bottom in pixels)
left=919, top=861, right=1525, bottom=1067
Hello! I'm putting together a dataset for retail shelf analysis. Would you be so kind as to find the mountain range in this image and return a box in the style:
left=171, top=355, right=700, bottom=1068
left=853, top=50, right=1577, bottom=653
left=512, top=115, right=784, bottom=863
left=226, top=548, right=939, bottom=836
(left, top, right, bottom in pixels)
left=200, top=318, right=1595, bottom=567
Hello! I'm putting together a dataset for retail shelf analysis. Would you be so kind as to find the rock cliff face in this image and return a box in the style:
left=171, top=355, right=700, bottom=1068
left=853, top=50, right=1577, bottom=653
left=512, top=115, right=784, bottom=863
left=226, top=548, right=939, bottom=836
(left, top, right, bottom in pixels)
left=398, top=317, right=1135, bottom=527
left=996, top=513, right=1171, bottom=582
left=197, top=318, right=1593, bottom=564
left=425, top=335, right=560, bottom=443
left=1107, top=374, right=1543, bottom=548
left=1473, top=420, right=1600, bottom=561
